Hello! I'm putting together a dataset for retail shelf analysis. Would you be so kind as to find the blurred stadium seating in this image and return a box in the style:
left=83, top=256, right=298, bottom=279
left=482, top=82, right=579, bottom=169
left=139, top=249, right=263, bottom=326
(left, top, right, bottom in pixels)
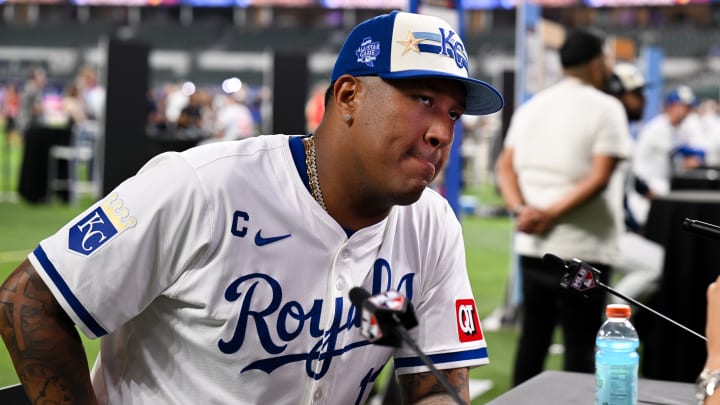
left=0, top=3, right=719, bottom=95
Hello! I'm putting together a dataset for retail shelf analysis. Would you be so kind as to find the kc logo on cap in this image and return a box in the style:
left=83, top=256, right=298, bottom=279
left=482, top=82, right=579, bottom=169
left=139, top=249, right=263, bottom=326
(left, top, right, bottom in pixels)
left=331, top=10, right=504, bottom=116
left=392, top=24, right=469, bottom=76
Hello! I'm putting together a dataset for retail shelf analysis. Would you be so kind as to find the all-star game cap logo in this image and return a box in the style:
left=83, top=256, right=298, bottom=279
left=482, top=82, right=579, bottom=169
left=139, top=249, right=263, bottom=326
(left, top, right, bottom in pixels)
left=330, top=10, right=504, bottom=115
left=356, top=37, right=381, bottom=67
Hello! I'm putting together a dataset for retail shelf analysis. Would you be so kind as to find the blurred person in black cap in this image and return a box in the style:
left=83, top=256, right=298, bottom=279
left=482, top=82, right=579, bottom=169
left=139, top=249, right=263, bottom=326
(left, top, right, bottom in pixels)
left=606, top=62, right=648, bottom=229
left=606, top=62, right=647, bottom=123
left=496, top=28, right=632, bottom=386
left=605, top=62, right=649, bottom=234
left=604, top=63, right=665, bottom=308
left=606, top=61, right=648, bottom=231
left=0, top=10, right=502, bottom=405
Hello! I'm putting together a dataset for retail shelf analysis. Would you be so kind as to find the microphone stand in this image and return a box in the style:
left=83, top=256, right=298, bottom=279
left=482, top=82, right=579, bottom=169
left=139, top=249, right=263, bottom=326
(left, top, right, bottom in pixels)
left=683, top=218, right=720, bottom=240
left=392, top=322, right=468, bottom=405
left=597, top=281, right=706, bottom=342
left=548, top=252, right=708, bottom=343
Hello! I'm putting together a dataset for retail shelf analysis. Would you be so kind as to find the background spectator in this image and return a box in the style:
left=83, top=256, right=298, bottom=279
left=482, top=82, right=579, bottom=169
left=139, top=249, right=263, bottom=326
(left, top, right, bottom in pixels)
left=496, top=28, right=632, bottom=386
left=17, top=67, right=47, bottom=136
left=627, top=85, right=698, bottom=229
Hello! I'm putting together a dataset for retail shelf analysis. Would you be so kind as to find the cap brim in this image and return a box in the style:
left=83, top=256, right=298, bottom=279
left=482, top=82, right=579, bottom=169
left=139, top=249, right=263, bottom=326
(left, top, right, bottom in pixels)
left=378, top=70, right=504, bottom=115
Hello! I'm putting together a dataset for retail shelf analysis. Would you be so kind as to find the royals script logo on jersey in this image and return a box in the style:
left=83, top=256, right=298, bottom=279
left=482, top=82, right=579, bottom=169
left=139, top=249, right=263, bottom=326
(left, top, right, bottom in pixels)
left=68, top=192, right=137, bottom=256
left=217, top=259, right=414, bottom=372
left=455, top=299, right=482, bottom=343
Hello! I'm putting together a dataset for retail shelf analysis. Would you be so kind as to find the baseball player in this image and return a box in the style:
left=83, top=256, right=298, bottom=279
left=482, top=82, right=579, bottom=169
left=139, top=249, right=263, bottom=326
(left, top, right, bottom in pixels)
left=0, top=11, right=503, bottom=405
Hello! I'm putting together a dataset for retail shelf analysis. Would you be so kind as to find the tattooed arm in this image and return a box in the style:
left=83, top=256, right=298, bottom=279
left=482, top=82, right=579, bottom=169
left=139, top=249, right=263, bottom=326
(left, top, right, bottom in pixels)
left=0, top=259, right=98, bottom=405
left=398, top=367, right=470, bottom=405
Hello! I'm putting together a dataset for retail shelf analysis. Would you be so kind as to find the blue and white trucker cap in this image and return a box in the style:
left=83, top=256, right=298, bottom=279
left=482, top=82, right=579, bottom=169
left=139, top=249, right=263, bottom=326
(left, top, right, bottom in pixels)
left=330, top=10, right=504, bottom=116
left=665, top=85, right=697, bottom=107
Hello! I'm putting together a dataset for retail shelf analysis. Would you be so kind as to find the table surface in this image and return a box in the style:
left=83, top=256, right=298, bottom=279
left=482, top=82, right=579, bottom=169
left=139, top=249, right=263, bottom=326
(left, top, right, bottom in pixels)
left=656, top=190, right=720, bottom=202
left=487, top=370, right=695, bottom=405
left=672, top=168, right=720, bottom=191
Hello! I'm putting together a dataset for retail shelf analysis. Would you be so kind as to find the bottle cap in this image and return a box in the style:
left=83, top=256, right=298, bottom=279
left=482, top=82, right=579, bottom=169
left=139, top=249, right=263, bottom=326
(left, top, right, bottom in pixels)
left=606, top=304, right=631, bottom=318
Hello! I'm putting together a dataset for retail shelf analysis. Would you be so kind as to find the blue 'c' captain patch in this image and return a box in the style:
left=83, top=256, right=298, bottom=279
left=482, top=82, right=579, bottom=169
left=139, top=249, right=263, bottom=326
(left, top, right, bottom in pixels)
left=68, top=192, right=136, bottom=256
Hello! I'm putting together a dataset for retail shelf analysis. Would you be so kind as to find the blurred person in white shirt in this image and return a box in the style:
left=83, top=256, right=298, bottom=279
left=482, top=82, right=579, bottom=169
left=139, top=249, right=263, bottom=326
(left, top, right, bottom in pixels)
left=213, top=90, right=256, bottom=141
left=76, top=65, right=106, bottom=122
left=682, top=99, right=720, bottom=167
left=628, top=85, right=698, bottom=228
left=164, top=82, right=190, bottom=125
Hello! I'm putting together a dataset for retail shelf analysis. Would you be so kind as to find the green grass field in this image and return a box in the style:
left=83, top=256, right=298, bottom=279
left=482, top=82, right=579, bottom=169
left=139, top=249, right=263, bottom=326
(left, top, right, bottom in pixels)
left=0, top=130, right=563, bottom=403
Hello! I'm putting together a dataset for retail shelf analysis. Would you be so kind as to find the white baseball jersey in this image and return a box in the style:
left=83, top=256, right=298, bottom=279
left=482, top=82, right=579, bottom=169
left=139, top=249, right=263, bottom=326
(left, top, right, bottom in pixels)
left=29, top=134, right=487, bottom=405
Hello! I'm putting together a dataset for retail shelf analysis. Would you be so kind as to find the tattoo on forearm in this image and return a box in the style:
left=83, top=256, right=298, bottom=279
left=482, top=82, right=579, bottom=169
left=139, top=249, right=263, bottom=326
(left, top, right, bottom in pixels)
left=399, top=368, right=470, bottom=404
left=19, top=361, right=74, bottom=403
left=0, top=262, right=94, bottom=404
left=3, top=269, right=43, bottom=350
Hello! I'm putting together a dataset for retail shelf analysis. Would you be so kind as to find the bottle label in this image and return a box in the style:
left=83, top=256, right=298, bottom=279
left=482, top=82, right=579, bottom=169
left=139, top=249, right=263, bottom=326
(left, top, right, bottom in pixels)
left=595, top=363, right=638, bottom=405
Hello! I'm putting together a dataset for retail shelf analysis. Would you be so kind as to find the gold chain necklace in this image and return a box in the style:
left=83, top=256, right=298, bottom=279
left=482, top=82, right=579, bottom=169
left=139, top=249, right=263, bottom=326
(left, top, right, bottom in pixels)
left=304, top=136, right=326, bottom=211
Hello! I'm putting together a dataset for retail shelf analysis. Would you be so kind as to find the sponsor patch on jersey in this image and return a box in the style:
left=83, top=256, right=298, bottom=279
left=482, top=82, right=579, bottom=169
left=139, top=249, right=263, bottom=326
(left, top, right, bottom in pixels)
left=455, top=299, right=483, bottom=342
left=68, top=192, right=137, bottom=256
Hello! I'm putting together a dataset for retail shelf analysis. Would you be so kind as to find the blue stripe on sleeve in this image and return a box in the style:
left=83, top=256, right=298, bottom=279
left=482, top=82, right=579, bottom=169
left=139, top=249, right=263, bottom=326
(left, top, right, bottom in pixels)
left=33, top=246, right=108, bottom=337
left=394, top=347, right=488, bottom=369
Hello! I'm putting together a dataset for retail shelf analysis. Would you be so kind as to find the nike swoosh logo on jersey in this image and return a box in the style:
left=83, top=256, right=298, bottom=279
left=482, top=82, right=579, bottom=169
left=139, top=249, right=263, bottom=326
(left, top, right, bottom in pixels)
left=254, top=231, right=292, bottom=246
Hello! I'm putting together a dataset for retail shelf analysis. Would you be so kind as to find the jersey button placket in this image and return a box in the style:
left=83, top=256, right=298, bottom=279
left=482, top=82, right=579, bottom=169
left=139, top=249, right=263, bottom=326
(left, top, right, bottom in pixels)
left=313, top=388, right=323, bottom=401
left=337, top=248, right=352, bottom=291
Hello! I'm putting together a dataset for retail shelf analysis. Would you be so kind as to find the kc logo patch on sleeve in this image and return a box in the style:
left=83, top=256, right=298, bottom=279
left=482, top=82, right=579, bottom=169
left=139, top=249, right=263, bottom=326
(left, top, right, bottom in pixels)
left=455, top=299, right=483, bottom=342
left=68, top=192, right=137, bottom=256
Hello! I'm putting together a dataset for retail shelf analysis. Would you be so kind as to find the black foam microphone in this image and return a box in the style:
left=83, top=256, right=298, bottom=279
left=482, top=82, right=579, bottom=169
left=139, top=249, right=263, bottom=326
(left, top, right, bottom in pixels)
left=348, top=287, right=418, bottom=347
left=349, top=287, right=466, bottom=405
left=549, top=255, right=602, bottom=299
left=543, top=253, right=707, bottom=342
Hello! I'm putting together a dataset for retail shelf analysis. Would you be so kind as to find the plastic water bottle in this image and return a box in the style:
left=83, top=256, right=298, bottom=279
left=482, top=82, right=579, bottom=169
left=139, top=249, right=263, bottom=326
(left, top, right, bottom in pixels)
left=595, top=303, right=639, bottom=405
